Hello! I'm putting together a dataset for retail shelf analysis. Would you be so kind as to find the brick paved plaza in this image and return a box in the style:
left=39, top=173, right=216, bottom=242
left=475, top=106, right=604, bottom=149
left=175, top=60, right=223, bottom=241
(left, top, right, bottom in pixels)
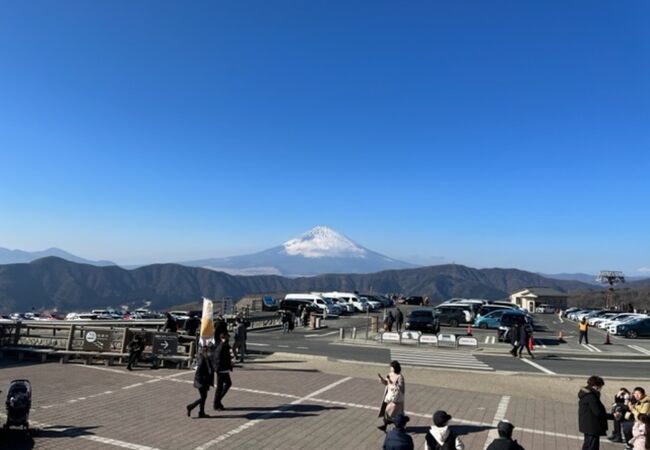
left=0, top=354, right=631, bottom=449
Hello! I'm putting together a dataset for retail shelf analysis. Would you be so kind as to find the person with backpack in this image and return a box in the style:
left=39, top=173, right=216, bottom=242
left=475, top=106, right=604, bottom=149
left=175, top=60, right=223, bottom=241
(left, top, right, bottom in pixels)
left=486, top=420, right=525, bottom=450
left=126, top=334, right=145, bottom=371
left=424, top=410, right=465, bottom=450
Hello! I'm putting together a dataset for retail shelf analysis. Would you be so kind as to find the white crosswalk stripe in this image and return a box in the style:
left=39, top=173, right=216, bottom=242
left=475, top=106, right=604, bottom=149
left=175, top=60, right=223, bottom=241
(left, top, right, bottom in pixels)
left=627, top=344, right=650, bottom=356
left=534, top=339, right=547, bottom=349
left=483, top=336, right=496, bottom=344
left=390, top=348, right=493, bottom=371
left=581, top=343, right=602, bottom=353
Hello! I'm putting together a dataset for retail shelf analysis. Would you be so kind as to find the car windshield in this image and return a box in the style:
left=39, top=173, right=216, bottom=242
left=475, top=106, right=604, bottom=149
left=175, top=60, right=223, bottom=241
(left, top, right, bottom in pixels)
left=322, top=298, right=334, bottom=306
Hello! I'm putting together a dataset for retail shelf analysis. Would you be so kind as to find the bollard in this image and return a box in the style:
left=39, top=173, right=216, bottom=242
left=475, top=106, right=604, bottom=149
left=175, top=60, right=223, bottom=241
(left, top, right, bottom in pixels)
left=339, top=328, right=345, bottom=340
left=604, top=331, right=612, bottom=345
left=352, top=327, right=357, bottom=339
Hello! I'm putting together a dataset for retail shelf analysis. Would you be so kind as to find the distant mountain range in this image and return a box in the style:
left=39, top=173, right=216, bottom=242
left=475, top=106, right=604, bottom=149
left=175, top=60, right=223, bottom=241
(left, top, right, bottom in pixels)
left=542, top=273, right=649, bottom=284
left=181, top=226, right=417, bottom=276
left=0, top=247, right=116, bottom=266
left=0, top=257, right=598, bottom=313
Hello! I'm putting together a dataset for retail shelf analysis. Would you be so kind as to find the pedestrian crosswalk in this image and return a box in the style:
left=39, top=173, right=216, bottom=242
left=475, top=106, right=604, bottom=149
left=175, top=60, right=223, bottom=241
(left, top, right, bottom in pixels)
left=627, top=344, right=650, bottom=356
left=581, top=343, right=602, bottom=353
left=390, top=348, right=493, bottom=371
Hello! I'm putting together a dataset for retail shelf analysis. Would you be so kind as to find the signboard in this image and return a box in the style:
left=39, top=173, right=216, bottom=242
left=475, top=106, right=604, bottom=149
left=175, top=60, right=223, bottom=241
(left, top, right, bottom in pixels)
left=152, top=333, right=178, bottom=356
left=419, top=335, right=438, bottom=345
left=437, top=333, right=457, bottom=347
left=457, top=336, right=479, bottom=347
left=401, top=331, right=421, bottom=341
left=83, top=329, right=113, bottom=352
left=381, top=332, right=401, bottom=343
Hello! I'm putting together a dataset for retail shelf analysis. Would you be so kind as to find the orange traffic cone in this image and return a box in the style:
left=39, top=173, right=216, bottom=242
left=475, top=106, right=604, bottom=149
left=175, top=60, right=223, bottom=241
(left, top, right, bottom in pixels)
left=558, top=330, right=565, bottom=343
left=466, top=323, right=473, bottom=336
left=604, top=331, right=612, bottom=345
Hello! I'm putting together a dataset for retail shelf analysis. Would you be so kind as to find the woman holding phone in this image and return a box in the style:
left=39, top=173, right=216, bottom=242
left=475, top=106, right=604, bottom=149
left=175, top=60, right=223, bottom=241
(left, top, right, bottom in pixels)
left=377, top=360, right=405, bottom=432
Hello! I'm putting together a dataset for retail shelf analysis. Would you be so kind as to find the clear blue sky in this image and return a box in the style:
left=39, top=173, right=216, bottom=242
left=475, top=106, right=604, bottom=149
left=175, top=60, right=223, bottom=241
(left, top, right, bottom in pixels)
left=1, top=1, right=649, bottom=274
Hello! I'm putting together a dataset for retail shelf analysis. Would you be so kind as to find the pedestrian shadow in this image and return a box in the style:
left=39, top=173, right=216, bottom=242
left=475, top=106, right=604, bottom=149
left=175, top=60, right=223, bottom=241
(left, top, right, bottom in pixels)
left=0, top=424, right=99, bottom=449
left=406, top=424, right=492, bottom=436
left=236, top=359, right=306, bottom=365
left=238, top=367, right=320, bottom=373
left=217, top=403, right=345, bottom=420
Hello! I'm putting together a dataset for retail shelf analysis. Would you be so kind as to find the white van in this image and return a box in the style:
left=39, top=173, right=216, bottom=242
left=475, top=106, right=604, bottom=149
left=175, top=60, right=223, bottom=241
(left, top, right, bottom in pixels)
left=284, top=294, right=341, bottom=316
left=321, top=292, right=368, bottom=312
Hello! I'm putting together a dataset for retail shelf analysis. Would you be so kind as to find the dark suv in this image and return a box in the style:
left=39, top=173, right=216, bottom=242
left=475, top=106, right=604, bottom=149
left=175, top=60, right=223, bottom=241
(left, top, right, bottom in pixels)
left=405, top=309, right=440, bottom=334
left=432, top=306, right=470, bottom=327
left=403, top=296, right=426, bottom=305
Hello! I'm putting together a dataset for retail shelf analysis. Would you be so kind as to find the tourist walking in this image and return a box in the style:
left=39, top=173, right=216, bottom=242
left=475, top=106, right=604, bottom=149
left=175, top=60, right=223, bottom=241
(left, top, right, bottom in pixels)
left=126, top=334, right=145, bottom=371
left=509, top=323, right=522, bottom=357
left=212, top=332, right=233, bottom=410
left=579, top=318, right=589, bottom=345
left=517, top=324, right=534, bottom=359
left=383, top=414, right=413, bottom=450
left=578, top=375, right=614, bottom=450
left=232, top=318, right=247, bottom=363
left=287, top=312, right=295, bottom=333
left=214, top=314, right=228, bottom=340
left=424, top=410, right=465, bottom=450
left=486, top=420, right=525, bottom=450
left=163, top=313, right=178, bottom=333
left=395, top=308, right=404, bottom=333
left=377, top=360, right=405, bottom=432
left=385, top=311, right=395, bottom=332
left=281, top=311, right=289, bottom=334
left=186, top=345, right=214, bottom=418
left=184, top=313, right=200, bottom=337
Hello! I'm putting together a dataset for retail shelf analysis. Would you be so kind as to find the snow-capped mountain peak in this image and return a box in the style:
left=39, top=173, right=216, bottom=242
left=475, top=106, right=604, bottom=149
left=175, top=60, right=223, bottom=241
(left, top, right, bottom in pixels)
left=282, top=226, right=367, bottom=258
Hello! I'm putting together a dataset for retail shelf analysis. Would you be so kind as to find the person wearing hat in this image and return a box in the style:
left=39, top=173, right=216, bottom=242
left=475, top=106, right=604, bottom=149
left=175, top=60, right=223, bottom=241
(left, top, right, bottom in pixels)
left=382, top=414, right=414, bottom=450
left=486, top=420, right=525, bottom=450
left=425, top=410, right=465, bottom=450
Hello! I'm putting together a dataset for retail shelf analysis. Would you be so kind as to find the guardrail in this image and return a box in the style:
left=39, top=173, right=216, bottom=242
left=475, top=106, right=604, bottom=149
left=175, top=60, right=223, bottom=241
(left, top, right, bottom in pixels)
left=376, top=331, right=479, bottom=349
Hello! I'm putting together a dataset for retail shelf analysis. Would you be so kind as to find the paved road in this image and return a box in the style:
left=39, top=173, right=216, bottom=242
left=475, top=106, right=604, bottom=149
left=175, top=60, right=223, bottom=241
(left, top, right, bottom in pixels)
left=248, top=310, right=650, bottom=378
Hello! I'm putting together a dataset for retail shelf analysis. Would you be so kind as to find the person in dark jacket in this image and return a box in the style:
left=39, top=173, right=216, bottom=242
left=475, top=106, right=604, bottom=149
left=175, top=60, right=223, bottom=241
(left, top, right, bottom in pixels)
left=579, top=375, right=615, bottom=450
left=214, top=314, right=228, bottom=340
left=184, top=313, right=200, bottom=337
left=509, top=324, right=521, bottom=357
left=517, top=325, right=534, bottom=359
left=395, top=308, right=404, bottom=333
left=186, top=345, right=214, bottom=418
left=232, top=319, right=247, bottom=363
left=609, top=387, right=630, bottom=443
left=163, top=313, right=178, bottom=333
left=486, top=420, right=525, bottom=450
left=213, top=332, right=233, bottom=410
left=126, top=334, right=145, bottom=371
left=425, top=410, right=464, bottom=450
left=383, top=414, right=414, bottom=450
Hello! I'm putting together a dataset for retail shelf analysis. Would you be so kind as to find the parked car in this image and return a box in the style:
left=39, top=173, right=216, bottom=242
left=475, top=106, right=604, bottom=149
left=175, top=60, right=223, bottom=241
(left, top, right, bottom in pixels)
left=608, top=315, right=648, bottom=335
left=360, top=296, right=382, bottom=311
left=615, top=318, right=650, bottom=339
left=261, top=296, right=279, bottom=311
left=328, top=297, right=353, bottom=314
left=65, top=313, right=99, bottom=321
left=598, top=313, right=643, bottom=329
left=432, top=306, right=470, bottom=327
left=320, top=292, right=368, bottom=312
left=402, top=296, right=426, bottom=306
left=588, top=313, right=618, bottom=327
left=405, top=309, right=440, bottom=334
left=474, top=309, right=521, bottom=329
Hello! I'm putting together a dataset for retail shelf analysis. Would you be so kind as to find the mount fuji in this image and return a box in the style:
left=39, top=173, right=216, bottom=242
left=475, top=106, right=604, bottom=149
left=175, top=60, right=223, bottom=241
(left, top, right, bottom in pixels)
left=181, top=226, right=417, bottom=276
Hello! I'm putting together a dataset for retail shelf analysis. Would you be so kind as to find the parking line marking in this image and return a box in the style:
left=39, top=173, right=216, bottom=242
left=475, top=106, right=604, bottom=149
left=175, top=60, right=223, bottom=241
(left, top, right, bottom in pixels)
left=484, top=396, right=511, bottom=449
left=247, top=342, right=270, bottom=347
left=581, top=344, right=595, bottom=352
left=304, top=331, right=339, bottom=338
left=586, top=344, right=602, bottom=353
left=628, top=345, right=650, bottom=356
left=520, top=358, right=557, bottom=375
left=194, top=377, right=352, bottom=450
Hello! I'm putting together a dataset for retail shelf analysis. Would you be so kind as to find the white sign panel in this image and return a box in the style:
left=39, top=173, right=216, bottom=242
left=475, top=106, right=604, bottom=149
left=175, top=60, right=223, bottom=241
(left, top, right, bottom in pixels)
left=457, top=336, right=479, bottom=347
left=382, top=332, right=401, bottom=342
left=401, top=331, right=421, bottom=340
left=419, top=335, right=438, bottom=345
left=437, top=333, right=456, bottom=343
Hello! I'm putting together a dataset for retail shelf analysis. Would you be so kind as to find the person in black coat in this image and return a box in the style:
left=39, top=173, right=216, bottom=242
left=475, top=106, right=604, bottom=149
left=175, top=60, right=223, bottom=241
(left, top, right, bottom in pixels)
left=214, top=315, right=228, bottom=340
left=486, top=420, right=525, bottom=450
left=509, top=324, right=521, bottom=357
left=184, top=314, right=200, bottom=337
left=186, top=345, right=214, bottom=418
left=396, top=308, right=404, bottom=333
left=578, top=375, right=615, bottom=450
left=163, top=313, right=178, bottom=333
left=126, top=334, right=145, bottom=371
left=383, top=414, right=414, bottom=450
left=213, top=332, right=233, bottom=411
